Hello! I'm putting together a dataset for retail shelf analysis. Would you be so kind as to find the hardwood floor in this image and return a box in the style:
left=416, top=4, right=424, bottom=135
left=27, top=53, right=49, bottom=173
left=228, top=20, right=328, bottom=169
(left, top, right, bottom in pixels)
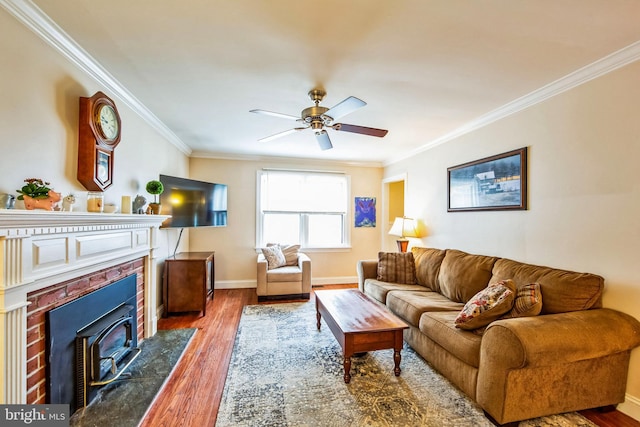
left=140, top=286, right=639, bottom=427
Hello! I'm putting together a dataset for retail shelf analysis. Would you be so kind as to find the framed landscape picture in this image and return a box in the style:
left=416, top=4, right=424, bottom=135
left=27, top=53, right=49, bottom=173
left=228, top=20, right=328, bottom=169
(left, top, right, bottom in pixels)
left=447, top=147, right=527, bottom=212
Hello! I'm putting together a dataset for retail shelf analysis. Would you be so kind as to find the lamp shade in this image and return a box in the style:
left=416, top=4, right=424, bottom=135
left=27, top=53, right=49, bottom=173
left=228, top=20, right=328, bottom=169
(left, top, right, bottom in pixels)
left=388, top=217, right=419, bottom=238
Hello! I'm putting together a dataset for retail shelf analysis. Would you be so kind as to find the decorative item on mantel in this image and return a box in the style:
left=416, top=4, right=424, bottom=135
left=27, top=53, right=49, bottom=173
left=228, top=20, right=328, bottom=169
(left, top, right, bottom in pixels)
left=104, top=203, right=119, bottom=213
left=16, top=178, right=61, bottom=211
left=388, top=216, right=421, bottom=252
left=0, top=193, right=15, bottom=209
left=121, top=195, right=132, bottom=214
left=133, top=195, right=147, bottom=214
left=145, top=180, right=164, bottom=215
left=87, top=191, right=104, bottom=213
left=61, top=194, right=76, bottom=212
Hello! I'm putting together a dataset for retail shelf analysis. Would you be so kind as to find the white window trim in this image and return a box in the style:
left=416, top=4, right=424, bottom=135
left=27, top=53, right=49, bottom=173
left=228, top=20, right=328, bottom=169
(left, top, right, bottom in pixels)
left=255, top=169, right=351, bottom=250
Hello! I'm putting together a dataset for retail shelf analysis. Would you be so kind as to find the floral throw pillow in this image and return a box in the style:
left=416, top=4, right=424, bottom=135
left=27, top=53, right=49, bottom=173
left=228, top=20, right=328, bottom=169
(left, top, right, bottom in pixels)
left=261, top=245, right=286, bottom=270
left=454, top=279, right=516, bottom=330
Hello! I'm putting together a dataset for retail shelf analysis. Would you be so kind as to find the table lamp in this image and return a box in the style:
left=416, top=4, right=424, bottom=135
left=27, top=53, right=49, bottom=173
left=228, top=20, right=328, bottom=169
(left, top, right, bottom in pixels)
left=388, top=217, right=419, bottom=252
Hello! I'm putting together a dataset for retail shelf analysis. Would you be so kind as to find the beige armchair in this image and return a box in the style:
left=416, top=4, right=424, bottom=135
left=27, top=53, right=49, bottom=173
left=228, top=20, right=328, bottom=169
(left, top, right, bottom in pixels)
left=257, top=252, right=311, bottom=301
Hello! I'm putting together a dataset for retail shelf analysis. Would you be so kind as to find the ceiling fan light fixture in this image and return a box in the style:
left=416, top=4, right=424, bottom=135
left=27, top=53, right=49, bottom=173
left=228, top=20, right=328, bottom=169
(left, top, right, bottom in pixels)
left=308, top=88, right=326, bottom=104
left=251, top=88, right=388, bottom=150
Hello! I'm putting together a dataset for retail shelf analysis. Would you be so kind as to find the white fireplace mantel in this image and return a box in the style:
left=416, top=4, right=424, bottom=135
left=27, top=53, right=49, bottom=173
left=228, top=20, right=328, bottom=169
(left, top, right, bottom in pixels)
left=0, top=210, right=169, bottom=404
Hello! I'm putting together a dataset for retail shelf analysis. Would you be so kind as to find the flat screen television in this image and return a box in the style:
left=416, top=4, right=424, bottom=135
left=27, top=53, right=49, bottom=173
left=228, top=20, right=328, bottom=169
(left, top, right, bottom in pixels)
left=159, top=175, right=228, bottom=228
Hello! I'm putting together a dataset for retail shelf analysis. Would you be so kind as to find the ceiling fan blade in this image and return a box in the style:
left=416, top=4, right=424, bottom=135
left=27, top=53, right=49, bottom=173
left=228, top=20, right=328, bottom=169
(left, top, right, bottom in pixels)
left=332, top=123, right=388, bottom=138
left=250, top=109, right=300, bottom=121
left=315, top=130, right=333, bottom=150
left=324, top=96, right=366, bottom=121
left=258, top=127, right=307, bottom=142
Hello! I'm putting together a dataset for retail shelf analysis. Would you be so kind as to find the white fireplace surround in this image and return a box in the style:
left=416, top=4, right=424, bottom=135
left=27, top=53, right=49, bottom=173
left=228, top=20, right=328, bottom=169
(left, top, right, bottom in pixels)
left=0, top=210, right=169, bottom=404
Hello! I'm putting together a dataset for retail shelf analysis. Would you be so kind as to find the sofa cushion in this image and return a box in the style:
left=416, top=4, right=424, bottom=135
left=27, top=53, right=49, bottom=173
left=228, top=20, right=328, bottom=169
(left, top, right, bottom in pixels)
left=490, top=258, right=604, bottom=314
left=386, top=290, right=464, bottom=327
left=363, top=279, right=427, bottom=304
left=411, top=247, right=446, bottom=292
left=455, top=280, right=516, bottom=330
left=266, top=265, right=302, bottom=282
left=377, top=252, right=417, bottom=285
left=502, top=283, right=543, bottom=319
left=261, top=245, right=286, bottom=270
left=419, top=311, right=483, bottom=368
left=438, top=250, right=498, bottom=303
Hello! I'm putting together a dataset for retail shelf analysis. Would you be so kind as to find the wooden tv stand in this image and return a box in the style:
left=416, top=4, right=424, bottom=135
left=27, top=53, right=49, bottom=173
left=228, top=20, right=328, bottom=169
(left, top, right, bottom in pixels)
left=163, top=251, right=214, bottom=317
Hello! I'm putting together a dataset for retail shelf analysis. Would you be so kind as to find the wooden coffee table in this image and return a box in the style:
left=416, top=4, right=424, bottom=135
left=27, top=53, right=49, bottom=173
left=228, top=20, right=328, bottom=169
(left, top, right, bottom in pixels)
left=315, top=289, right=409, bottom=383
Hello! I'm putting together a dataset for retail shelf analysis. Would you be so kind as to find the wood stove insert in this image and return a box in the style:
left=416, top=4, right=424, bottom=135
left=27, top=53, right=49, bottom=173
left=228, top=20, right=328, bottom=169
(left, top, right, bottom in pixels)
left=47, top=275, right=139, bottom=414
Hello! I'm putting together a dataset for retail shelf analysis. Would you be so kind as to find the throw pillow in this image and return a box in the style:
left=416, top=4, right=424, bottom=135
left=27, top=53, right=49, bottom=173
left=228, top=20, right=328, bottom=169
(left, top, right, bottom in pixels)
left=280, top=244, right=301, bottom=266
left=454, top=279, right=516, bottom=330
left=502, top=283, right=543, bottom=319
left=267, top=243, right=301, bottom=266
left=377, top=252, right=416, bottom=285
left=261, top=245, right=286, bottom=270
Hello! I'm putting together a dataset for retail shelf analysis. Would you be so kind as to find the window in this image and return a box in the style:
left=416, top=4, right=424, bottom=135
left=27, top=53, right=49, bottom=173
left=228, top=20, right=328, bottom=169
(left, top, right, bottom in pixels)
left=257, top=170, right=350, bottom=249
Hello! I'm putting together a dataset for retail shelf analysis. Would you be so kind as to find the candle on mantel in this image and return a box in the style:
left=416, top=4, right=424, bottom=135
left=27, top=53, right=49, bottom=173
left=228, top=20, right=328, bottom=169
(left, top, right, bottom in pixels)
left=121, top=196, right=132, bottom=214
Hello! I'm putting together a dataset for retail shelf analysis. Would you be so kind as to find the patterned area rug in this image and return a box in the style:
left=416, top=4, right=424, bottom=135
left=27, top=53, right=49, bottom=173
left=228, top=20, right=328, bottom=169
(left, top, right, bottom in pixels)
left=71, top=328, right=196, bottom=427
left=216, top=302, right=597, bottom=427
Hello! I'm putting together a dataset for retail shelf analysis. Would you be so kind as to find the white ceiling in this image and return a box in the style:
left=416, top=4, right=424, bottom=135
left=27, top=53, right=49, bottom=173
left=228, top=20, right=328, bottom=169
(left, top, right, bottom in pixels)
left=11, top=1, right=640, bottom=165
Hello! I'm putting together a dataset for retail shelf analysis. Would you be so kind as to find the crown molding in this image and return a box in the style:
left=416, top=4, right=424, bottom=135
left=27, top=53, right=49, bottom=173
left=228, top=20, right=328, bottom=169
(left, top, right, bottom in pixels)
left=1, top=0, right=192, bottom=156
left=190, top=150, right=384, bottom=168
left=385, top=40, right=640, bottom=166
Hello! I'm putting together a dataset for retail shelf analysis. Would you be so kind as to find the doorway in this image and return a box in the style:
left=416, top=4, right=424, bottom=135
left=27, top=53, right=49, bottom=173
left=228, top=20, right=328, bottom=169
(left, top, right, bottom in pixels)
left=382, top=173, right=407, bottom=252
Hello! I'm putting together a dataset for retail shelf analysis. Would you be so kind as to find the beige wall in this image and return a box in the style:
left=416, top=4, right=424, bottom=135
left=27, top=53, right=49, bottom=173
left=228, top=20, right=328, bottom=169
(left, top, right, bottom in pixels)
left=1, top=9, right=190, bottom=309
left=384, top=60, right=640, bottom=419
left=188, top=157, right=383, bottom=287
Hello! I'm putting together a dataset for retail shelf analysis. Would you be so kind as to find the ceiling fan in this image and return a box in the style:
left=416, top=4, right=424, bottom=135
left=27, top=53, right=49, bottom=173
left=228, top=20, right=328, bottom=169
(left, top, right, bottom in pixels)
left=250, top=89, right=388, bottom=150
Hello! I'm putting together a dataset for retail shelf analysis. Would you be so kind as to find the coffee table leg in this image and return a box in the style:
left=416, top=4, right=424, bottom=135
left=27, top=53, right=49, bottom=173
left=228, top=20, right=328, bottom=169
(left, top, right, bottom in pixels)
left=316, top=311, right=321, bottom=330
left=393, top=350, right=402, bottom=376
left=343, top=355, right=352, bottom=383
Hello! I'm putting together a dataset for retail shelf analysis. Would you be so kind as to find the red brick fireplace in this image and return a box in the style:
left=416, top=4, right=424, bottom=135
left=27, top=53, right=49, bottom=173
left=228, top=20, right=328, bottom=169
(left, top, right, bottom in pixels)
left=25, top=258, right=145, bottom=404
left=0, top=211, right=167, bottom=405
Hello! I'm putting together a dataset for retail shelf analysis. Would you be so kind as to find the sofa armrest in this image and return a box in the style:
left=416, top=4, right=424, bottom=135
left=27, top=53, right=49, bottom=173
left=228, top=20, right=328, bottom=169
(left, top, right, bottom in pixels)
left=256, top=254, right=268, bottom=296
left=477, top=308, right=640, bottom=423
left=481, top=308, right=640, bottom=370
left=356, top=259, right=378, bottom=292
left=298, top=253, right=311, bottom=294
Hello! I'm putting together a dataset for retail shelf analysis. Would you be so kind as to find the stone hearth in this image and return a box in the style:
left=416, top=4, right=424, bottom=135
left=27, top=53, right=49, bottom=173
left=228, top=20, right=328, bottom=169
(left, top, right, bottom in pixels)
left=0, top=211, right=168, bottom=405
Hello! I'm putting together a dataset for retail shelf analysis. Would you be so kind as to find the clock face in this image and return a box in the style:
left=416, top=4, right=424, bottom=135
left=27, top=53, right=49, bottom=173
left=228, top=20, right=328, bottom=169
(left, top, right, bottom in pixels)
left=98, top=104, right=119, bottom=140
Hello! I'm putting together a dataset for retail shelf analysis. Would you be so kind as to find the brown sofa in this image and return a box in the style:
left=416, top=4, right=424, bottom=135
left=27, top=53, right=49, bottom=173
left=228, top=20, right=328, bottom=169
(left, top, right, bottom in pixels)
left=357, top=247, right=640, bottom=425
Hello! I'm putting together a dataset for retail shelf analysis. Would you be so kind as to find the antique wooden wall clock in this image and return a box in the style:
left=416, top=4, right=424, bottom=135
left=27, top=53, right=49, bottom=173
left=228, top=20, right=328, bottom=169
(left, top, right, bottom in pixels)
left=77, top=91, right=122, bottom=191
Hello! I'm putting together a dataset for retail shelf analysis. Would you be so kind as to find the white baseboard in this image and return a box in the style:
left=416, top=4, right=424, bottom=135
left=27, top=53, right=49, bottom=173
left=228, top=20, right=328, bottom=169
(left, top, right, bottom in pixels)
left=312, top=276, right=357, bottom=286
left=215, top=280, right=255, bottom=289
left=214, top=276, right=358, bottom=290
left=618, top=393, right=640, bottom=421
